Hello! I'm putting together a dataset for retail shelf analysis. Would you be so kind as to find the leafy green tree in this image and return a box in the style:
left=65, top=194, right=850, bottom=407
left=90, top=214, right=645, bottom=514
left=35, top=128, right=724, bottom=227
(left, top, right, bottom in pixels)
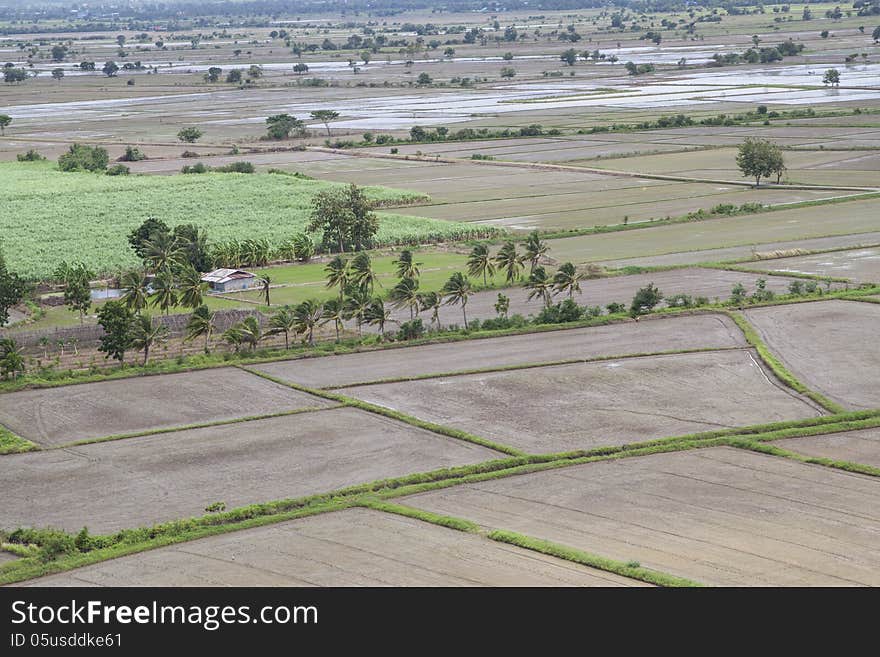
left=494, top=241, right=523, bottom=283
left=822, top=68, right=840, bottom=86
left=266, top=114, right=305, bottom=140
left=393, top=249, right=421, bottom=280
left=185, top=305, right=216, bottom=353
left=63, top=269, right=92, bottom=324
left=416, top=72, right=432, bottom=85
left=630, top=283, right=663, bottom=316
left=0, top=338, right=24, bottom=380
left=553, top=262, right=582, bottom=298
left=310, top=109, right=340, bottom=136
left=51, top=68, right=64, bottom=82
left=735, top=137, right=784, bottom=186
left=308, top=184, right=378, bottom=253
left=523, top=230, right=549, bottom=274
left=0, top=114, right=11, bottom=135
left=441, top=272, right=473, bottom=329
left=130, top=314, right=169, bottom=364
left=226, top=69, right=243, bottom=83
left=266, top=305, right=297, bottom=349
left=0, top=265, right=26, bottom=328
left=102, top=61, right=119, bottom=77
left=204, top=66, right=222, bottom=82
left=96, top=301, right=134, bottom=364
left=560, top=48, right=578, bottom=66
left=494, top=293, right=510, bottom=319
left=128, top=218, right=170, bottom=260
left=467, top=244, right=495, bottom=286
left=177, top=127, right=203, bottom=143
left=525, top=266, right=553, bottom=308
left=294, top=299, right=323, bottom=345
left=58, top=144, right=109, bottom=172
left=389, top=276, right=420, bottom=319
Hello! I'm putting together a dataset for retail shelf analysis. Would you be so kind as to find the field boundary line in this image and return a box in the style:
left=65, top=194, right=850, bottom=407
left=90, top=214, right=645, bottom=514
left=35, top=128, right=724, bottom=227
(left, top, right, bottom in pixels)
left=322, top=346, right=749, bottom=389
left=0, top=424, right=38, bottom=455
left=45, top=405, right=341, bottom=451
left=725, top=310, right=846, bottom=414
left=727, top=438, right=880, bottom=479
left=236, top=365, right=527, bottom=456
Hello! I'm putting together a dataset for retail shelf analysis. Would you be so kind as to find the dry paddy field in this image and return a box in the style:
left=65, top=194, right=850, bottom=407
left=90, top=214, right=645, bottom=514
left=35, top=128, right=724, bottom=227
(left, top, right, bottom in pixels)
left=255, top=313, right=747, bottom=388
left=745, top=247, right=880, bottom=284
left=341, top=349, right=821, bottom=453
left=744, top=300, right=880, bottom=410
left=24, top=509, right=645, bottom=587
left=0, top=367, right=330, bottom=447
left=0, top=408, right=502, bottom=533
left=776, top=427, right=880, bottom=469
left=401, top=447, right=880, bottom=586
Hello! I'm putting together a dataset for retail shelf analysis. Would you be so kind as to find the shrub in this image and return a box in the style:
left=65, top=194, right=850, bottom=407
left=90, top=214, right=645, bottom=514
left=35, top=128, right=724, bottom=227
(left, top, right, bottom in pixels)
left=106, top=164, right=130, bottom=176
left=730, top=283, right=748, bottom=304
left=535, top=299, right=586, bottom=324
left=396, top=318, right=425, bottom=340
left=750, top=278, right=775, bottom=302
left=181, top=150, right=200, bottom=158
left=630, top=283, right=663, bottom=315
left=120, top=145, right=146, bottom=162
left=606, top=302, right=626, bottom=314
left=16, top=149, right=45, bottom=162
left=181, top=162, right=209, bottom=174
left=665, top=293, right=694, bottom=308
left=58, top=144, right=109, bottom=172
left=214, top=161, right=255, bottom=173
left=788, top=280, right=805, bottom=296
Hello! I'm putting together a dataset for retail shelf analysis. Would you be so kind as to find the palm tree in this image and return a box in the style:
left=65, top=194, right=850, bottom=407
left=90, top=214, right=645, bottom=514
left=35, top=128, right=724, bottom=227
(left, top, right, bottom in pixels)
left=236, top=316, right=263, bottom=351
left=350, top=252, right=380, bottom=295
left=150, top=270, right=178, bottom=315
left=177, top=265, right=205, bottom=310
left=294, top=299, right=323, bottom=345
left=494, top=241, right=523, bottom=283
left=364, top=298, right=394, bottom=338
left=119, top=269, right=150, bottom=314
left=523, top=230, right=549, bottom=274
left=467, top=244, right=495, bottom=287
left=144, top=231, right=184, bottom=272
left=266, top=305, right=297, bottom=349
left=441, top=272, right=473, bottom=329
left=419, top=291, right=443, bottom=331
left=393, top=249, right=421, bottom=280
left=261, top=275, right=272, bottom=306
left=130, top=314, right=169, bottom=365
left=321, top=298, right=346, bottom=342
left=553, top=262, right=583, bottom=298
left=324, top=256, right=350, bottom=303
left=185, top=305, right=216, bottom=354
left=344, top=287, right=372, bottom=335
left=222, top=326, right=244, bottom=352
left=526, top=266, right=553, bottom=308
left=389, top=276, right=420, bottom=319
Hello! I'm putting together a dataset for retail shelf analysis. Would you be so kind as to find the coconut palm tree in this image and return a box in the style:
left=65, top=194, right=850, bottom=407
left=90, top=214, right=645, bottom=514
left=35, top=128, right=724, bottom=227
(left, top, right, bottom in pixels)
left=144, top=231, right=184, bottom=272
left=350, top=252, right=380, bottom=295
left=177, top=265, right=205, bottom=310
left=441, top=272, right=473, bottom=329
left=236, top=316, right=263, bottom=351
left=324, top=256, right=350, bottom=303
left=389, top=276, right=420, bottom=319
left=393, top=249, right=421, bottom=280
left=130, top=314, right=169, bottom=365
left=293, top=299, right=323, bottom=346
left=321, top=298, right=346, bottom=342
left=150, top=270, right=178, bottom=315
left=222, top=326, right=244, bottom=352
left=552, top=262, right=583, bottom=298
left=344, top=287, right=372, bottom=335
left=466, top=244, right=495, bottom=287
left=523, top=230, right=549, bottom=274
left=364, top=298, right=394, bottom=338
left=266, top=305, right=297, bottom=349
left=526, top=266, right=553, bottom=308
left=119, top=269, right=150, bottom=314
left=261, top=275, right=272, bottom=306
left=419, top=291, right=443, bottom=331
left=494, top=241, right=523, bottom=283
left=185, top=305, right=216, bottom=354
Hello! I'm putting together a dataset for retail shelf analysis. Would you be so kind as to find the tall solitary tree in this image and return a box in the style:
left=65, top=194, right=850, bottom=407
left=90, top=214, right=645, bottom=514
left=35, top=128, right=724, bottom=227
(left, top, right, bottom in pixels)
left=96, top=301, right=134, bottom=364
left=0, top=115, right=11, bottom=135
left=311, top=109, right=340, bottom=136
left=736, top=137, right=784, bottom=186
left=822, top=68, right=841, bottom=86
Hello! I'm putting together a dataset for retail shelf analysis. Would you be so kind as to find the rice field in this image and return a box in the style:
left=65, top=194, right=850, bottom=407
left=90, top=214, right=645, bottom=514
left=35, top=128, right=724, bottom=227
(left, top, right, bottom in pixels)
left=0, top=161, right=500, bottom=279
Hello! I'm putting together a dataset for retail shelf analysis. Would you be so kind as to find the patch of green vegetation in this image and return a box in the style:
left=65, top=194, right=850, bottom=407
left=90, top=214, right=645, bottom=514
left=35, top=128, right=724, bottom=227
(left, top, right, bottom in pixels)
left=0, top=161, right=499, bottom=279
left=358, top=500, right=480, bottom=533
left=487, top=530, right=703, bottom=587
left=728, top=439, right=880, bottom=478
left=0, top=425, right=38, bottom=455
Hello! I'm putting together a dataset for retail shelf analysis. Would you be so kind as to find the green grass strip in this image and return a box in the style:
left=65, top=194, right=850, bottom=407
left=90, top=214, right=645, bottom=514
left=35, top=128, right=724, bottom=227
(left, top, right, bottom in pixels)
left=358, top=499, right=480, bottom=533
left=0, top=424, right=38, bottom=455
left=727, top=438, right=880, bottom=478
left=726, top=310, right=845, bottom=414
left=51, top=405, right=340, bottom=450
left=486, top=530, right=703, bottom=587
left=238, top=365, right=527, bottom=456
left=322, top=346, right=746, bottom=389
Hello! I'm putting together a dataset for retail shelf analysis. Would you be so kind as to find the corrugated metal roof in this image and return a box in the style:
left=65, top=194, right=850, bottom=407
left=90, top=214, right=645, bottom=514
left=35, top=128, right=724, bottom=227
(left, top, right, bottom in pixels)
left=200, top=268, right=257, bottom=284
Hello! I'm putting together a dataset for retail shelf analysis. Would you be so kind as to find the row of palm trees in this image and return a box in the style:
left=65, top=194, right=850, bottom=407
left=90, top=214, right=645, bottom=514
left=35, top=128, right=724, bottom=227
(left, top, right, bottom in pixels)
left=468, top=231, right=550, bottom=286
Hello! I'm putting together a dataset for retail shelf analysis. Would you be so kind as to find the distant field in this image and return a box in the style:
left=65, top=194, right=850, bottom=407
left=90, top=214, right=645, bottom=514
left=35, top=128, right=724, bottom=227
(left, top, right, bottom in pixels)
left=0, top=162, right=497, bottom=279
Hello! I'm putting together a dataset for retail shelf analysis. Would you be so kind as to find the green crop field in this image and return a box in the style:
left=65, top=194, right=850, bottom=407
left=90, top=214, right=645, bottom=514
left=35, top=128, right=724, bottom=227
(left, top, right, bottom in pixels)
left=0, top=162, right=500, bottom=279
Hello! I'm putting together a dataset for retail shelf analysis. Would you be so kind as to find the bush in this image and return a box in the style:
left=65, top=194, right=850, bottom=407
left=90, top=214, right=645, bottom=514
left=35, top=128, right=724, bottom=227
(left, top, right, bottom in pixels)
left=214, top=161, right=255, bottom=173
left=479, top=314, right=528, bottom=331
left=788, top=280, right=805, bottom=296
left=535, top=299, right=586, bottom=324
left=106, top=164, right=130, bottom=176
left=119, top=145, right=146, bottom=162
left=630, top=283, right=663, bottom=316
left=16, top=149, right=46, bottom=162
left=665, top=293, right=694, bottom=308
left=181, top=162, right=209, bottom=174
left=58, top=144, right=109, bottom=172
left=396, top=318, right=425, bottom=340
left=606, top=302, right=626, bottom=314
left=181, top=150, right=200, bottom=158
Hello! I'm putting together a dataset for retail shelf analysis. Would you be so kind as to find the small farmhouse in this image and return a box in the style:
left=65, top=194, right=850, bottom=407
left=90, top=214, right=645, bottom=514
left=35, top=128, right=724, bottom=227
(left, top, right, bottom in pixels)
left=200, top=268, right=257, bottom=293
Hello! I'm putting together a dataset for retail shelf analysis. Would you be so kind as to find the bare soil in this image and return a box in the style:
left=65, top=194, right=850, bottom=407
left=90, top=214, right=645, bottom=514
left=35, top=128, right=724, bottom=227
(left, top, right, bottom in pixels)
left=22, top=509, right=648, bottom=587
left=775, top=428, right=880, bottom=468
left=341, top=349, right=822, bottom=453
left=0, top=408, right=502, bottom=534
left=403, top=447, right=880, bottom=586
